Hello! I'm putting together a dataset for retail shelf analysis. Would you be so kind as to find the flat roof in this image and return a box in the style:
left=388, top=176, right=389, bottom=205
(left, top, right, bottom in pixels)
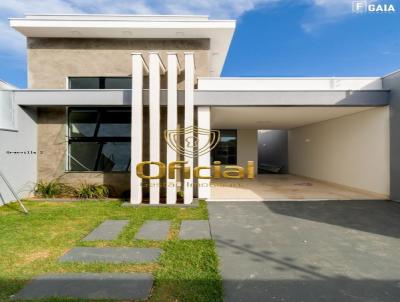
left=19, top=14, right=211, bottom=21
left=10, top=14, right=236, bottom=76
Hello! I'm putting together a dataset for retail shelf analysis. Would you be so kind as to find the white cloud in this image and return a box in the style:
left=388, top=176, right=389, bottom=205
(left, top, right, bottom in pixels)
left=0, top=0, right=83, bottom=55
left=302, top=0, right=379, bottom=32
left=0, top=0, right=281, bottom=56
left=0, top=0, right=369, bottom=58
left=61, top=0, right=283, bottom=18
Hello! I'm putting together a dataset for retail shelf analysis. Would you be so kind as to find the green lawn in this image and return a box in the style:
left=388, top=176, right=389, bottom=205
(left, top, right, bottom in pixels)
left=0, top=201, right=222, bottom=302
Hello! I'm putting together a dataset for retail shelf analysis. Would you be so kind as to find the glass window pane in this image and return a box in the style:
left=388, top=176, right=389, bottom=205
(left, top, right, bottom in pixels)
left=69, top=110, right=98, bottom=137
left=104, top=77, right=131, bottom=89
left=69, top=77, right=100, bottom=89
left=97, top=142, right=131, bottom=172
left=212, top=130, right=237, bottom=165
left=98, top=109, right=131, bottom=137
left=68, top=107, right=132, bottom=172
left=69, top=142, right=100, bottom=171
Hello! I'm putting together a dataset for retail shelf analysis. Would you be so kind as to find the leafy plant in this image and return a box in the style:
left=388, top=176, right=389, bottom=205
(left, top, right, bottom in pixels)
left=177, top=190, right=184, bottom=199
left=74, top=183, right=110, bottom=199
left=35, top=180, right=69, bottom=198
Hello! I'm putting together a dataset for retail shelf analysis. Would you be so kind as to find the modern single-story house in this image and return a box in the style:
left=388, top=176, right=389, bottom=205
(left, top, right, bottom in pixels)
left=1, top=14, right=399, bottom=205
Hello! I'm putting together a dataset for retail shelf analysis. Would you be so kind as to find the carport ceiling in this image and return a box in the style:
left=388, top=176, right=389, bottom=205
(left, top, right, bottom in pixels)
left=211, top=106, right=374, bottom=129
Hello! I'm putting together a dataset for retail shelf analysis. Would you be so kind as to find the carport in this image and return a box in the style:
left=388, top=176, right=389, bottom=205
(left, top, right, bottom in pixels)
left=194, top=80, right=391, bottom=201
left=208, top=106, right=390, bottom=201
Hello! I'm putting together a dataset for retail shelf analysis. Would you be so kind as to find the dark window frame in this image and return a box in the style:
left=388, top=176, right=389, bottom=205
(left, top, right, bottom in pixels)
left=211, top=129, right=238, bottom=165
left=67, top=107, right=131, bottom=172
left=68, top=76, right=132, bottom=89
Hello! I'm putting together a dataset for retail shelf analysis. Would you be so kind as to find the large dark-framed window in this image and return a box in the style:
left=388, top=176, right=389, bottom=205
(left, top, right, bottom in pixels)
left=211, top=129, right=237, bottom=165
left=68, top=107, right=131, bottom=172
left=69, top=77, right=131, bottom=89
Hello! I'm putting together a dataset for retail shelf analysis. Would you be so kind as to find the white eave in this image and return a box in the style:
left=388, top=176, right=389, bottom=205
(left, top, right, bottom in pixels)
left=9, top=14, right=236, bottom=76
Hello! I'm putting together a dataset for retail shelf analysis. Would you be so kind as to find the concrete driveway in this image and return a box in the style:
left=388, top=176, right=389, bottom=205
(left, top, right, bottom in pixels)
left=208, top=200, right=400, bottom=302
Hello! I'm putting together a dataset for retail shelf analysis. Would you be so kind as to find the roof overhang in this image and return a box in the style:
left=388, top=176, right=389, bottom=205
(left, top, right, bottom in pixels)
left=12, top=89, right=390, bottom=107
left=194, top=90, right=390, bottom=106
left=14, top=89, right=185, bottom=106
left=9, top=14, right=236, bottom=76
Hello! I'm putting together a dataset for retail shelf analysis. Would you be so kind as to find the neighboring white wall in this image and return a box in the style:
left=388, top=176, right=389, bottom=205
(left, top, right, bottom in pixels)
left=0, top=106, right=37, bottom=204
left=198, top=77, right=383, bottom=91
left=288, top=107, right=390, bottom=196
left=237, top=129, right=258, bottom=173
left=0, top=91, right=16, bottom=130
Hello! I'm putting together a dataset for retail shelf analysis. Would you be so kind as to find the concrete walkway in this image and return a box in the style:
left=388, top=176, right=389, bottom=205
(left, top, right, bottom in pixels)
left=208, top=200, right=400, bottom=302
left=135, top=220, right=171, bottom=240
left=179, top=220, right=211, bottom=240
left=12, top=273, right=153, bottom=300
left=83, top=220, right=129, bottom=241
left=59, top=247, right=162, bottom=263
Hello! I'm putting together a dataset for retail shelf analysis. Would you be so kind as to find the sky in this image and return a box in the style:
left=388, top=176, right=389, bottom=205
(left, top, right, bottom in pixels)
left=0, top=0, right=399, bottom=87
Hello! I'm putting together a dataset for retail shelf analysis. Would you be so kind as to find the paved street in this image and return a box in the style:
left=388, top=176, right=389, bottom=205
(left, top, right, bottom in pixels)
left=208, top=200, right=400, bottom=302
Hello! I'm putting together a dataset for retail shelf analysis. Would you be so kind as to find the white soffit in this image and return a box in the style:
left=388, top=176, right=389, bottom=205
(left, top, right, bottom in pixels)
left=10, top=14, right=236, bottom=76
left=211, top=106, right=374, bottom=130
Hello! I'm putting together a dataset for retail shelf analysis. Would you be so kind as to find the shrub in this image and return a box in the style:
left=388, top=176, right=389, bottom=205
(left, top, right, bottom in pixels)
left=176, top=191, right=185, bottom=198
left=177, top=190, right=184, bottom=200
left=121, top=190, right=130, bottom=200
left=74, top=183, right=110, bottom=199
left=35, top=180, right=69, bottom=198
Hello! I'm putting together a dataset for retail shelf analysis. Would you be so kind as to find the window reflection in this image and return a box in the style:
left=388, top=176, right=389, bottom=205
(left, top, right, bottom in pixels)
left=69, top=77, right=131, bottom=89
left=98, top=110, right=131, bottom=137
left=211, top=130, right=237, bottom=165
left=69, top=77, right=100, bottom=89
left=68, top=108, right=131, bottom=172
left=69, top=110, right=98, bottom=137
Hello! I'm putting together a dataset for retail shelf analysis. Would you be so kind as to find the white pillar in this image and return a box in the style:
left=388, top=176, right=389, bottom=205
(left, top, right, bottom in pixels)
left=149, top=52, right=166, bottom=204
left=131, top=53, right=148, bottom=204
left=197, top=106, right=211, bottom=199
left=184, top=52, right=195, bottom=204
left=166, top=53, right=180, bottom=204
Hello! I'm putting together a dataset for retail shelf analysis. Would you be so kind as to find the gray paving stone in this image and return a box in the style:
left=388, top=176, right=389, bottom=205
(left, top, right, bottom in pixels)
left=59, top=247, right=162, bottom=263
left=135, top=220, right=171, bottom=240
left=11, top=273, right=153, bottom=300
left=179, top=220, right=211, bottom=240
left=83, top=220, right=129, bottom=241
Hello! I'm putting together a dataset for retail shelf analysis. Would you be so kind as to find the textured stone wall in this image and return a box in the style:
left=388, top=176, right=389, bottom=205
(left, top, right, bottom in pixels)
left=27, top=38, right=210, bottom=89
